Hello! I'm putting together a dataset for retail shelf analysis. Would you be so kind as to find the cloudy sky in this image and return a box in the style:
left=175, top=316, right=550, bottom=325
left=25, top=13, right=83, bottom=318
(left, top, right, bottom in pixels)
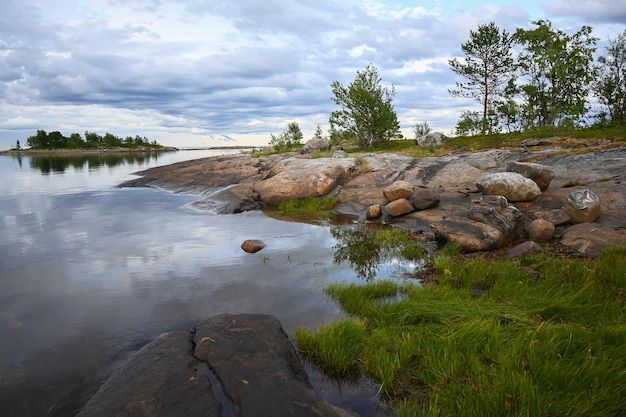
left=0, top=0, right=624, bottom=150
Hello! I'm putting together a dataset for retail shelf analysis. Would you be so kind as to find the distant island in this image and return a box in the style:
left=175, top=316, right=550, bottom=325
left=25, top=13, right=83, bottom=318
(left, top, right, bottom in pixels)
left=2, top=130, right=176, bottom=153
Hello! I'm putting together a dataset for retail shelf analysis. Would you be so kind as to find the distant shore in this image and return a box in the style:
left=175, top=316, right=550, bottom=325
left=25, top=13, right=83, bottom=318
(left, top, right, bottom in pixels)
left=0, top=146, right=179, bottom=155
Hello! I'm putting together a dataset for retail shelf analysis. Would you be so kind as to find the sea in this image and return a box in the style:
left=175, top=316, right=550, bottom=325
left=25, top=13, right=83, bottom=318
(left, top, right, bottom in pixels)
left=0, top=149, right=401, bottom=416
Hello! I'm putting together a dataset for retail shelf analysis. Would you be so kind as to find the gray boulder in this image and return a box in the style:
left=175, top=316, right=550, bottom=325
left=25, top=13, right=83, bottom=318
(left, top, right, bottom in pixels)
left=410, top=188, right=440, bottom=210
left=507, top=161, right=555, bottom=191
left=416, top=132, right=448, bottom=147
left=301, top=137, right=332, bottom=154
left=562, top=189, right=601, bottom=223
left=78, top=314, right=351, bottom=417
left=476, top=172, right=542, bottom=202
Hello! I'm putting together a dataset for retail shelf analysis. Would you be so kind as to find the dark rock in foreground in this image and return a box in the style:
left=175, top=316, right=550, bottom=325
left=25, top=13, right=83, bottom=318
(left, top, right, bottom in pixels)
left=78, top=314, right=352, bottom=417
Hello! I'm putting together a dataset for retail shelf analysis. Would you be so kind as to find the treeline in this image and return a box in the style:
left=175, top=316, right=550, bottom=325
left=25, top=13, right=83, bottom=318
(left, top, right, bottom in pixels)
left=449, top=20, right=626, bottom=136
left=21, top=130, right=162, bottom=150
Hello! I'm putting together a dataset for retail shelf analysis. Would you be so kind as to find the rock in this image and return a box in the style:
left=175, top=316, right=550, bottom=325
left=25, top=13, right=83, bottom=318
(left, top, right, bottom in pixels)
left=333, top=149, right=348, bottom=158
left=410, top=188, right=440, bottom=210
left=430, top=217, right=504, bottom=252
left=507, top=161, right=555, bottom=191
left=476, top=172, right=542, bottom=202
left=561, top=223, right=626, bottom=258
left=383, top=180, right=414, bottom=201
left=506, top=241, right=543, bottom=259
left=416, top=132, right=448, bottom=147
left=526, top=218, right=555, bottom=242
left=241, top=239, right=267, bottom=253
left=384, top=198, right=415, bottom=217
left=253, top=157, right=357, bottom=205
left=79, top=314, right=351, bottom=417
left=534, top=209, right=571, bottom=226
left=301, top=137, right=331, bottom=154
left=562, top=189, right=601, bottom=223
left=366, top=204, right=382, bottom=219
left=468, top=195, right=524, bottom=245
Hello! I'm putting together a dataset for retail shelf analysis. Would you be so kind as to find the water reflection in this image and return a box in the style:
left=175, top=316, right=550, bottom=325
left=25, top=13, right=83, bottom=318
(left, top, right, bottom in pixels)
left=331, top=225, right=429, bottom=281
left=24, top=152, right=166, bottom=174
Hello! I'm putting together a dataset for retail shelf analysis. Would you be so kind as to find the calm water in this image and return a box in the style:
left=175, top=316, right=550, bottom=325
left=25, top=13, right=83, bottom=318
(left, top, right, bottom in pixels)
left=0, top=150, right=397, bottom=416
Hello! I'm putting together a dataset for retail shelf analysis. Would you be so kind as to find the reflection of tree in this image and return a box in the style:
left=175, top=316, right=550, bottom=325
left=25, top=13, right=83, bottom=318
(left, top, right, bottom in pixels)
left=331, top=227, right=384, bottom=281
left=29, top=153, right=161, bottom=175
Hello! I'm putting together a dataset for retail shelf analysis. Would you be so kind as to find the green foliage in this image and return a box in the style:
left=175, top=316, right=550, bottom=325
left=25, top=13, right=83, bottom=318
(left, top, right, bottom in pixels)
left=295, top=246, right=626, bottom=416
left=330, top=64, right=401, bottom=148
left=269, top=121, right=303, bottom=152
left=449, top=21, right=515, bottom=135
left=412, top=121, right=431, bottom=139
left=593, top=29, right=626, bottom=126
left=514, top=20, right=598, bottom=129
left=276, top=197, right=337, bottom=220
left=24, top=130, right=161, bottom=150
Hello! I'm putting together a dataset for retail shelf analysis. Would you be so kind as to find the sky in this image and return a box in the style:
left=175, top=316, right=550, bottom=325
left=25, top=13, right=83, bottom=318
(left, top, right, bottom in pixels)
left=0, top=0, right=625, bottom=150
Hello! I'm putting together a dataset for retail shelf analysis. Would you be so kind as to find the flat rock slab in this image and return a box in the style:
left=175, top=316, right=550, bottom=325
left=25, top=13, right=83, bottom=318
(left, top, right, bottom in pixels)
left=78, top=314, right=351, bottom=417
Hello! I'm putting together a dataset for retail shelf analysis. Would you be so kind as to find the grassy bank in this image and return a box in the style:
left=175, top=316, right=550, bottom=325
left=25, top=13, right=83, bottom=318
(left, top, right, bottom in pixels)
left=294, top=246, right=626, bottom=416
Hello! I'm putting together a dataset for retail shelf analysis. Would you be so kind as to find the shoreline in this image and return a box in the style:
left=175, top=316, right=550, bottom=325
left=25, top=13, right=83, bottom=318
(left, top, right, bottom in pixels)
left=0, top=146, right=178, bottom=155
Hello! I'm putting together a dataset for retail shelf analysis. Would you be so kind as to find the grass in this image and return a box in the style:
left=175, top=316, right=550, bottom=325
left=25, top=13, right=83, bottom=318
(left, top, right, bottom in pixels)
left=293, top=246, right=626, bottom=416
left=273, top=197, right=339, bottom=221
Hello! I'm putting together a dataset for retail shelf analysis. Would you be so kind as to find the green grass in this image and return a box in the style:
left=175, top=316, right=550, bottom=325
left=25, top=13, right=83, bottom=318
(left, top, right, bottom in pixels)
left=293, top=246, right=626, bottom=416
left=274, top=197, right=338, bottom=220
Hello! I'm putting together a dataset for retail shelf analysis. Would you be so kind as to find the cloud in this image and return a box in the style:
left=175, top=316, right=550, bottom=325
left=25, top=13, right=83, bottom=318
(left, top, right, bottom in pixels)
left=0, top=0, right=621, bottom=150
left=545, top=0, right=626, bottom=24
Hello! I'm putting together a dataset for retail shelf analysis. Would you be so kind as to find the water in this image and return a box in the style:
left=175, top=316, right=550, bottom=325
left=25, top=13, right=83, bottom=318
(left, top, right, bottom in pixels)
left=0, top=150, right=391, bottom=416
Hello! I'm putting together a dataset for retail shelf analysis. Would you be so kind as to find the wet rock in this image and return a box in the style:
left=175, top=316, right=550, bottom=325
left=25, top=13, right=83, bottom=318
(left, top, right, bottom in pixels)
left=410, top=188, right=440, bottom=210
left=507, top=161, right=555, bottom=191
left=241, top=239, right=267, bottom=253
left=79, top=314, right=352, bottom=417
left=416, top=132, right=448, bottom=147
left=301, top=137, right=331, bottom=154
left=506, top=241, right=543, bottom=259
left=476, top=172, right=542, bottom=202
left=366, top=204, right=382, bottom=219
left=560, top=223, right=626, bottom=258
left=383, top=180, right=414, bottom=201
left=526, top=218, right=555, bottom=242
left=384, top=198, right=415, bottom=217
left=562, top=189, right=601, bottom=223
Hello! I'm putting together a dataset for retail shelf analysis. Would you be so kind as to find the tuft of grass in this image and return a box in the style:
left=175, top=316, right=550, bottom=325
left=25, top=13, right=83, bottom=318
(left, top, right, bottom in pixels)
left=294, top=246, right=626, bottom=416
left=275, top=197, right=338, bottom=220
left=563, top=179, right=584, bottom=187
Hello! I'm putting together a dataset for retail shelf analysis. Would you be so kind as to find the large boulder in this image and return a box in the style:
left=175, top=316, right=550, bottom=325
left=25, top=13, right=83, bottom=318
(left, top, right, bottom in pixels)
left=560, top=223, right=626, bottom=258
left=301, top=137, right=331, bottom=154
left=476, top=172, right=542, bottom=202
left=78, top=314, right=351, bottom=417
left=467, top=195, right=523, bottom=245
left=253, top=157, right=357, bottom=205
left=383, top=180, right=414, bottom=201
left=416, top=132, right=448, bottom=147
left=384, top=198, right=415, bottom=217
left=507, top=161, right=555, bottom=191
left=562, top=189, right=601, bottom=223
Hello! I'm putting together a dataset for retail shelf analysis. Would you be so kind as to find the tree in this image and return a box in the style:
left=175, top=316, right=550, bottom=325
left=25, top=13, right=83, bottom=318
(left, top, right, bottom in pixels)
left=593, top=29, right=626, bottom=125
left=514, top=20, right=597, bottom=129
left=26, top=130, right=50, bottom=149
left=413, top=121, right=431, bottom=139
left=269, top=121, right=303, bottom=152
left=329, top=64, right=400, bottom=148
left=14, top=139, right=21, bottom=150
left=449, top=21, right=515, bottom=135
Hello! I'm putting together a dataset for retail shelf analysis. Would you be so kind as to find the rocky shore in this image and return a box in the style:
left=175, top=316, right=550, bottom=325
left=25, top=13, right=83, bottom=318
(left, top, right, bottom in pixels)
left=121, top=137, right=626, bottom=258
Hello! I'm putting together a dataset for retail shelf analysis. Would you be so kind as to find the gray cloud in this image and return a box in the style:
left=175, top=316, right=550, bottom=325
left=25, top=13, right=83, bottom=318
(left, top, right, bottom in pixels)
left=0, top=0, right=622, bottom=149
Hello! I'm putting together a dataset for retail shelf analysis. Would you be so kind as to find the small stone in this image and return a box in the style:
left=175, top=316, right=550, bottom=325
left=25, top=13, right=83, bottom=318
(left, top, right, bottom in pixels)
left=506, top=241, right=543, bottom=259
left=366, top=204, right=382, bottom=219
left=241, top=239, right=267, bottom=253
left=384, top=198, right=415, bottom=217
left=526, top=218, right=555, bottom=242
left=383, top=180, right=414, bottom=201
